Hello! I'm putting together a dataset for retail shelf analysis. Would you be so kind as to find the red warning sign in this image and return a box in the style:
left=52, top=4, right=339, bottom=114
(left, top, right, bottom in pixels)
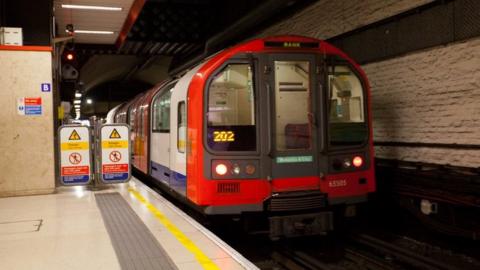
left=102, top=164, right=128, bottom=173
left=61, top=166, right=90, bottom=176
left=109, top=151, right=122, bottom=163
left=69, top=152, right=82, bottom=164
left=24, top=97, right=42, bottom=106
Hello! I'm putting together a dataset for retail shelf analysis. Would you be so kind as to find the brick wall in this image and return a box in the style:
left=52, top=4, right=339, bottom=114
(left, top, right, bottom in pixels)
left=259, top=0, right=433, bottom=39
left=366, top=38, right=480, bottom=167
left=257, top=0, right=480, bottom=167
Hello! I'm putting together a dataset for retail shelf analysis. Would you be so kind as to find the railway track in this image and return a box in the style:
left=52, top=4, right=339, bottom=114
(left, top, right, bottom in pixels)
left=269, top=233, right=480, bottom=270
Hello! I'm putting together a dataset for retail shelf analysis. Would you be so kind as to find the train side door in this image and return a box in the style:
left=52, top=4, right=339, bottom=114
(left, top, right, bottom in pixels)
left=169, top=99, right=187, bottom=196
left=150, top=89, right=172, bottom=186
left=263, top=54, right=321, bottom=191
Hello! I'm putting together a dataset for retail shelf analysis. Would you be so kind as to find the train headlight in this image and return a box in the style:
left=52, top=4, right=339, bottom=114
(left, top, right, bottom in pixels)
left=245, top=164, right=256, bottom=175
left=232, top=164, right=241, bottom=175
left=353, top=156, right=363, bottom=168
left=215, top=164, right=228, bottom=176
left=343, top=159, right=352, bottom=168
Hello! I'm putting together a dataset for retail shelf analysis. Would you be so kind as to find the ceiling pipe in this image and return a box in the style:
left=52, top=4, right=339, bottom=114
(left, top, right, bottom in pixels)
left=169, top=0, right=299, bottom=76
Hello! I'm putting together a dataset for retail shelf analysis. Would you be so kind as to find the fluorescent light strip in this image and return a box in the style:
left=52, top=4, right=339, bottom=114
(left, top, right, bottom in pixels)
left=73, top=30, right=114, bottom=35
left=61, top=4, right=122, bottom=11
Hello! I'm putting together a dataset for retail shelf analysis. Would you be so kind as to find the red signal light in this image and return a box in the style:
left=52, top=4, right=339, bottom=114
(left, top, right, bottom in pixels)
left=353, top=156, right=363, bottom=168
left=66, top=53, right=74, bottom=61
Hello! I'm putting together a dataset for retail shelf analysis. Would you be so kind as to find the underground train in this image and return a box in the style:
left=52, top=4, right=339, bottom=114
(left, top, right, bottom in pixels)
left=108, top=35, right=376, bottom=238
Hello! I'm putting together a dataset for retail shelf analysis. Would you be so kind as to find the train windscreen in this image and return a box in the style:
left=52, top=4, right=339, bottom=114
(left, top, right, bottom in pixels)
left=327, top=65, right=368, bottom=146
left=206, top=63, right=256, bottom=152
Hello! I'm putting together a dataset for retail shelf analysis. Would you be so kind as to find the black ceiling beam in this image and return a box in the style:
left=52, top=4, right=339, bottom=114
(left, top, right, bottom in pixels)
left=204, top=0, right=300, bottom=54
left=169, top=0, right=303, bottom=76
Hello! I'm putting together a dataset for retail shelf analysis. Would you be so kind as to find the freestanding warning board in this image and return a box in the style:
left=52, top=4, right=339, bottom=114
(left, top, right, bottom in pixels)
left=100, top=124, right=131, bottom=183
left=59, top=126, right=92, bottom=185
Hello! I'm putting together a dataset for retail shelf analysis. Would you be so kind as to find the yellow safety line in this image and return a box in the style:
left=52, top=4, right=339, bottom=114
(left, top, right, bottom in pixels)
left=128, top=187, right=220, bottom=270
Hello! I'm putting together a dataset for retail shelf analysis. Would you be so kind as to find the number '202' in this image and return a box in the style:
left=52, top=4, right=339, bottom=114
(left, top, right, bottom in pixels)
left=213, top=131, right=235, bottom=142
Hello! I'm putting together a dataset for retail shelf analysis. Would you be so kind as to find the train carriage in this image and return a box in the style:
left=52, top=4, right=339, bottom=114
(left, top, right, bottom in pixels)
left=112, top=35, right=375, bottom=238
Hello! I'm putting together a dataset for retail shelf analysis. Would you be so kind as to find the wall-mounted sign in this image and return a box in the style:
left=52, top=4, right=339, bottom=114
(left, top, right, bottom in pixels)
left=41, top=83, right=51, bottom=92
left=17, top=97, right=42, bottom=115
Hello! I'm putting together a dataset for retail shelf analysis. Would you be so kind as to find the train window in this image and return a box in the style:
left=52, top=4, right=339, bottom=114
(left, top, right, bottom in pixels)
left=152, top=91, right=171, bottom=133
left=139, top=107, right=144, bottom=137
left=274, top=60, right=312, bottom=151
left=177, top=102, right=186, bottom=153
left=327, top=65, right=368, bottom=146
left=206, top=63, right=256, bottom=151
left=128, top=107, right=135, bottom=130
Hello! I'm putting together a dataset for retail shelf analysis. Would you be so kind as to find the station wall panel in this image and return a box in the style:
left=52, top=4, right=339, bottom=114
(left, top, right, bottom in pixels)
left=255, top=0, right=480, bottom=167
left=0, top=48, right=55, bottom=196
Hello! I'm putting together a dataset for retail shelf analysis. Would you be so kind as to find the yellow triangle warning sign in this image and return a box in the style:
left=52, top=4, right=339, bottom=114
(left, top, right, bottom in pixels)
left=109, top=128, right=121, bottom=139
left=69, top=129, right=81, bottom=140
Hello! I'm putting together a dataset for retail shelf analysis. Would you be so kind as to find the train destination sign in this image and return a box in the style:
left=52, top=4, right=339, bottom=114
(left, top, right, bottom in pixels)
left=59, top=126, right=92, bottom=185
left=100, top=124, right=131, bottom=183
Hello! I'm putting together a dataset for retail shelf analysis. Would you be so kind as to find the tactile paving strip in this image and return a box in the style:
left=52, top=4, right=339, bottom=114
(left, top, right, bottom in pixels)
left=95, top=193, right=178, bottom=270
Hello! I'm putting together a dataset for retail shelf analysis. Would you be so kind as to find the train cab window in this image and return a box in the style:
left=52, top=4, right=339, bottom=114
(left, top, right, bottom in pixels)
left=274, top=60, right=312, bottom=151
left=327, top=65, right=368, bottom=146
left=152, top=91, right=171, bottom=133
left=206, top=63, right=256, bottom=152
left=177, top=102, right=186, bottom=153
left=128, top=107, right=135, bottom=130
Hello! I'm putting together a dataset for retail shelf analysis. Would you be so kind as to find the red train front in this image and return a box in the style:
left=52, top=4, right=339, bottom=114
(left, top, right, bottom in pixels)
left=112, top=35, right=375, bottom=239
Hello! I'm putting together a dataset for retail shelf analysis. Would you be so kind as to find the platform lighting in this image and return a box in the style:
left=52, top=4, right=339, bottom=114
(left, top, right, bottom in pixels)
left=73, top=100, right=81, bottom=104
left=74, top=105, right=80, bottom=108
left=67, top=30, right=114, bottom=35
left=86, top=98, right=93, bottom=104
left=61, top=4, right=122, bottom=11
left=75, top=92, right=82, bottom=98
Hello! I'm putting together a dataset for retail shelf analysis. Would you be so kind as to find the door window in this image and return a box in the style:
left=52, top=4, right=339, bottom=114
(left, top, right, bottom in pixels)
left=152, top=91, right=171, bottom=133
left=273, top=60, right=312, bottom=151
left=178, top=102, right=186, bottom=153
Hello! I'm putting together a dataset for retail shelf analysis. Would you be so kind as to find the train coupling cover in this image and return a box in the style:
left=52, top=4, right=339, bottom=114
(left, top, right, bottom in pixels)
left=269, top=212, right=333, bottom=240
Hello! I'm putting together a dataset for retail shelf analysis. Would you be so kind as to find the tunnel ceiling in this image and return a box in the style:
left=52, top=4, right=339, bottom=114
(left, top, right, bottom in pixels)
left=56, top=0, right=315, bottom=117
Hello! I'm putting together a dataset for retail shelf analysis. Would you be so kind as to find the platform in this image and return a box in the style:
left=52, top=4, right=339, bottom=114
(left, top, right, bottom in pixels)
left=0, top=178, right=258, bottom=270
